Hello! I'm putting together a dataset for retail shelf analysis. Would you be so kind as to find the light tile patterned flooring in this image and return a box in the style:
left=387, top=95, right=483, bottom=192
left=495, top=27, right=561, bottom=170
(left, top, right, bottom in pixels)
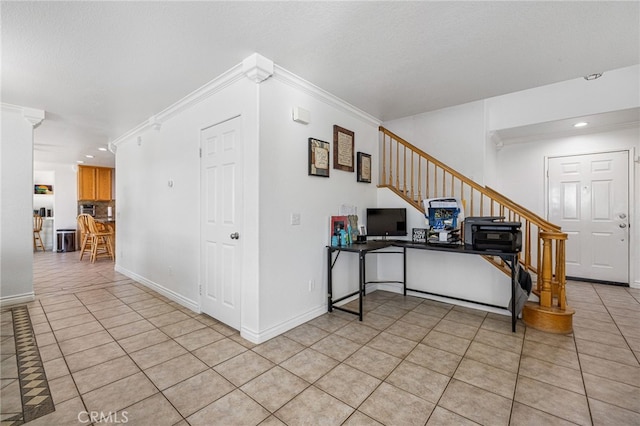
left=1, top=251, right=639, bottom=425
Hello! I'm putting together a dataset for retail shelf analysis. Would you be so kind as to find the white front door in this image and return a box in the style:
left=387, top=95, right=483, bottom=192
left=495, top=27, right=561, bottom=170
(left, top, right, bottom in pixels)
left=200, top=116, right=243, bottom=329
left=548, top=151, right=629, bottom=284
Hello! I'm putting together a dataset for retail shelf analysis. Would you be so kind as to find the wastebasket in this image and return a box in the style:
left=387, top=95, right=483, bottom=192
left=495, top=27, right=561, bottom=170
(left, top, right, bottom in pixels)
left=56, top=229, right=76, bottom=252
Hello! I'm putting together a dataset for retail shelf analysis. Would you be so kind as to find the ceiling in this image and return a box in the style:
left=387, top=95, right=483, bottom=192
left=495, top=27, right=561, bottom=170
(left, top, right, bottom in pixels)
left=3, top=1, right=639, bottom=168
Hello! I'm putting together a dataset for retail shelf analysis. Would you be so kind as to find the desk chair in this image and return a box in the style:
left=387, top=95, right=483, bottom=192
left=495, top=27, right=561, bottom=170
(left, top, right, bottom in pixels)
left=33, top=214, right=45, bottom=252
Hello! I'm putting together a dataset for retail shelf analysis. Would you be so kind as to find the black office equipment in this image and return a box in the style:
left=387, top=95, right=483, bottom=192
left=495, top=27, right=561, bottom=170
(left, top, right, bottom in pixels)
left=463, top=217, right=504, bottom=245
left=470, top=219, right=522, bottom=252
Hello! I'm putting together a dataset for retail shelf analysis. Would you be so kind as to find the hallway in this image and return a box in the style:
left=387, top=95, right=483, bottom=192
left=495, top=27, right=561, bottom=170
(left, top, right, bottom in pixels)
left=1, top=251, right=639, bottom=425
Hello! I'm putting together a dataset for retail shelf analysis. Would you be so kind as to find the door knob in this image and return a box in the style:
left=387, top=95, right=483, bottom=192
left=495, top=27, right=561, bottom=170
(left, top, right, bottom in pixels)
left=230, top=232, right=240, bottom=239
left=619, top=223, right=627, bottom=228
left=619, top=213, right=627, bottom=219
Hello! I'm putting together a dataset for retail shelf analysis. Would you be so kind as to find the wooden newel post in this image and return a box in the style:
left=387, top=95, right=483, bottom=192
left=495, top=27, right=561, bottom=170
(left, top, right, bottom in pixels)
left=552, top=232, right=568, bottom=310
left=539, top=232, right=553, bottom=308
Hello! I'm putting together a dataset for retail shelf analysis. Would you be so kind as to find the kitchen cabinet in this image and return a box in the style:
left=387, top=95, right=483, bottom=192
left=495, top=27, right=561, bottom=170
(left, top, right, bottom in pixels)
left=78, top=166, right=113, bottom=201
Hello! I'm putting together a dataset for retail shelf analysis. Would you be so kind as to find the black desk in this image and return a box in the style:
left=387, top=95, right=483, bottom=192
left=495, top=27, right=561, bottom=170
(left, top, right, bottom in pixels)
left=327, top=240, right=519, bottom=332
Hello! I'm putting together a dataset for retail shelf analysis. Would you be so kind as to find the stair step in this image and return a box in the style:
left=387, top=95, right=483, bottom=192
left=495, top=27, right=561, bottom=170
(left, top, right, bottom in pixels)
left=522, top=302, right=574, bottom=334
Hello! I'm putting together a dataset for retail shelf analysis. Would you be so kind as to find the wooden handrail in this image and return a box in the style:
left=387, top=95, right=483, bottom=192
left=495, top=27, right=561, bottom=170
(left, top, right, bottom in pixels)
left=482, top=186, right=560, bottom=231
left=379, top=126, right=567, bottom=283
left=380, top=126, right=485, bottom=193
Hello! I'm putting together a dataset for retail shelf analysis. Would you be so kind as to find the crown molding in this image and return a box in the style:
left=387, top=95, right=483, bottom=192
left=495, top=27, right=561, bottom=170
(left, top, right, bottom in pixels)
left=23, top=108, right=45, bottom=128
left=1, top=103, right=45, bottom=128
left=112, top=53, right=380, bottom=146
left=242, top=53, right=274, bottom=83
left=272, top=65, right=380, bottom=127
left=112, top=63, right=245, bottom=146
left=148, top=116, right=162, bottom=131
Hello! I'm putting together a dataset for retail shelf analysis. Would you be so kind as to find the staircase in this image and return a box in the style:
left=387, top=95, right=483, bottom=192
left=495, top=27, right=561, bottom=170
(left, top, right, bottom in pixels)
left=379, top=127, right=574, bottom=334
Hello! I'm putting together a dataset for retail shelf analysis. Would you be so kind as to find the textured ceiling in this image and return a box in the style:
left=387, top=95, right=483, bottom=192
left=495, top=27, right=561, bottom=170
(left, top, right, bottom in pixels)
left=2, top=1, right=639, bottom=167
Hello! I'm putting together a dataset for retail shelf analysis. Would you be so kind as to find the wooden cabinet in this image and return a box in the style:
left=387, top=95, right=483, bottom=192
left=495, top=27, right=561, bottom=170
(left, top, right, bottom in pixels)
left=96, top=167, right=112, bottom=200
left=78, top=166, right=113, bottom=201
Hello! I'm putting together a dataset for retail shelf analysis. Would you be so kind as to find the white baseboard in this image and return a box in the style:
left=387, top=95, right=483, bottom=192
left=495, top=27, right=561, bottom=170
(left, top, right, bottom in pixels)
left=241, top=304, right=327, bottom=344
left=114, top=265, right=199, bottom=313
left=0, top=292, right=35, bottom=307
left=632, top=279, right=640, bottom=289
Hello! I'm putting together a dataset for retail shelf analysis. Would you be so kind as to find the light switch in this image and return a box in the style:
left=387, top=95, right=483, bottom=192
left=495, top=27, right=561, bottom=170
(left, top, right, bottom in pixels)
left=291, top=213, right=301, bottom=226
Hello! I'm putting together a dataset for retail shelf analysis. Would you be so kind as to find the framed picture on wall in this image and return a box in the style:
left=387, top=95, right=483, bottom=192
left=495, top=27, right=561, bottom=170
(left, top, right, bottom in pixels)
left=34, top=184, right=53, bottom=194
left=308, top=138, right=330, bottom=177
left=357, top=152, right=371, bottom=183
left=333, top=125, right=354, bottom=172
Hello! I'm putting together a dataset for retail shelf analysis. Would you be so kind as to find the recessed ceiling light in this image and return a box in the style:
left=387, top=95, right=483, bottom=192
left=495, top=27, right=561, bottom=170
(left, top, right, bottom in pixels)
left=77, top=160, right=84, bottom=164
left=98, top=147, right=107, bottom=152
left=574, top=122, right=588, bottom=128
left=85, top=154, right=94, bottom=158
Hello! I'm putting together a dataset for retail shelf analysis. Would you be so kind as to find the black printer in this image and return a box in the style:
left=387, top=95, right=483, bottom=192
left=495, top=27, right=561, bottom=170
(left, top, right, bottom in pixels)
left=464, top=217, right=522, bottom=252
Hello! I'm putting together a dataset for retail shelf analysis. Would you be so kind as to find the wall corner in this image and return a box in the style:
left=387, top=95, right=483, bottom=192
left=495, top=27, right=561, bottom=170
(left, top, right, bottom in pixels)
left=242, top=53, right=274, bottom=83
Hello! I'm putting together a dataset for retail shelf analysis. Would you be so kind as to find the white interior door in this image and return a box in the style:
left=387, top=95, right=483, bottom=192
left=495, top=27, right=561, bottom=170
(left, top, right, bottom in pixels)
left=200, top=116, right=243, bottom=329
left=548, top=151, right=629, bottom=284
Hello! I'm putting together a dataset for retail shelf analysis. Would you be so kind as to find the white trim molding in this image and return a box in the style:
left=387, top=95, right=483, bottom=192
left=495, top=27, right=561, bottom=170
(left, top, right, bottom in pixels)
left=23, top=107, right=45, bottom=128
left=272, top=65, right=380, bottom=127
left=111, top=53, right=380, bottom=147
left=0, top=292, right=35, bottom=307
left=242, top=53, right=274, bottom=83
left=1, top=103, right=45, bottom=128
left=241, top=304, right=326, bottom=344
left=111, top=62, right=245, bottom=146
left=115, top=265, right=200, bottom=313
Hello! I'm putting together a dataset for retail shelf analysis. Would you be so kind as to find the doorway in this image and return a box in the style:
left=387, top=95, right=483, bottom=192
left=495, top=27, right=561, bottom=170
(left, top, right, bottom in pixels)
left=548, top=151, right=630, bottom=284
left=200, top=116, right=243, bottom=329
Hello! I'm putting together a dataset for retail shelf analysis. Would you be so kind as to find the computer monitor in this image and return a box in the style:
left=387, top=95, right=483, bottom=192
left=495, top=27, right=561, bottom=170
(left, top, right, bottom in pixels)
left=366, top=208, right=407, bottom=237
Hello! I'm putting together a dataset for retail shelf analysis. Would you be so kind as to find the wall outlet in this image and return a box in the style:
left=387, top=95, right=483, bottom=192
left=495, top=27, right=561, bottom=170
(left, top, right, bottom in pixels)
left=291, top=213, right=301, bottom=226
left=168, top=266, right=173, bottom=276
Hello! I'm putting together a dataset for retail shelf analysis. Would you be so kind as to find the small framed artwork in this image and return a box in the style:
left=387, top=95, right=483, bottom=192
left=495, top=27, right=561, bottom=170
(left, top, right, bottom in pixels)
left=330, top=215, right=348, bottom=240
left=333, top=125, right=354, bottom=172
left=308, top=138, right=330, bottom=177
left=357, top=152, right=371, bottom=183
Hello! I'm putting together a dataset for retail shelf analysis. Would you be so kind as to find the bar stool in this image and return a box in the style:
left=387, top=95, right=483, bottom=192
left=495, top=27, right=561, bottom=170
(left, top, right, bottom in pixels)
left=77, top=214, right=114, bottom=263
left=33, top=214, right=45, bottom=252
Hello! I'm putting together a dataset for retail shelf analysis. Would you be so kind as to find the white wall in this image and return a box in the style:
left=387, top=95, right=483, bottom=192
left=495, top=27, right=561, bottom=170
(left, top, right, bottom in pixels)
left=113, top=60, right=380, bottom=342
left=383, top=101, right=487, bottom=184
left=256, top=72, right=380, bottom=337
left=1, top=104, right=43, bottom=305
left=496, top=126, right=640, bottom=287
left=115, top=76, right=259, bottom=321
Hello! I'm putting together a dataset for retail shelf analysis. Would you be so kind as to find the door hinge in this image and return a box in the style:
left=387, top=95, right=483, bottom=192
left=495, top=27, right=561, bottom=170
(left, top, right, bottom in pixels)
left=199, top=148, right=202, bottom=158
left=199, top=285, right=202, bottom=295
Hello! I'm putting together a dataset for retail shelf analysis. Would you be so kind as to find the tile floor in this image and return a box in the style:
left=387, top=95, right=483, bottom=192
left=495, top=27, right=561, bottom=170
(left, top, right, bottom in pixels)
left=1, top=251, right=639, bottom=425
